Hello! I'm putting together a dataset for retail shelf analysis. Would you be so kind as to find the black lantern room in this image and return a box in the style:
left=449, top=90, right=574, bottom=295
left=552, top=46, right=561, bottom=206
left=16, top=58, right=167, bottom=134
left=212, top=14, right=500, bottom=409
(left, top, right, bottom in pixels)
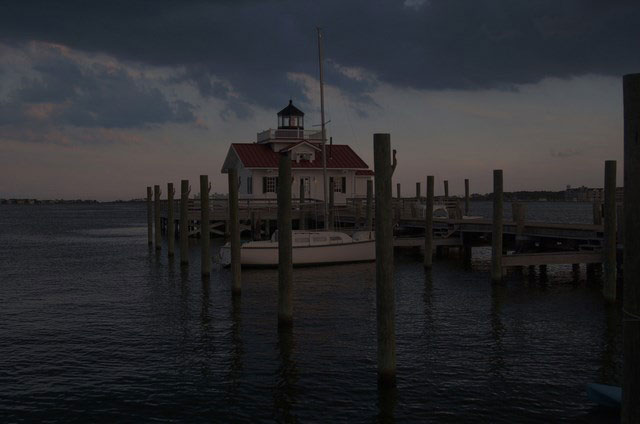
left=277, top=100, right=304, bottom=130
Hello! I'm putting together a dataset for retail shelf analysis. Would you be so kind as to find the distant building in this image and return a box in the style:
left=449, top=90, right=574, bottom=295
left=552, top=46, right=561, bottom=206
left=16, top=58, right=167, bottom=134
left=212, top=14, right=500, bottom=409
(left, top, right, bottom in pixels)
left=221, top=100, right=373, bottom=204
left=564, top=185, right=623, bottom=203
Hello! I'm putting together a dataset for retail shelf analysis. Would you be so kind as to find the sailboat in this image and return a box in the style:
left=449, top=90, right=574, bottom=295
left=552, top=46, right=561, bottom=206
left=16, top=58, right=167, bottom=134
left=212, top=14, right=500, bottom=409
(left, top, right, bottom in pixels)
left=219, top=28, right=376, bottom=267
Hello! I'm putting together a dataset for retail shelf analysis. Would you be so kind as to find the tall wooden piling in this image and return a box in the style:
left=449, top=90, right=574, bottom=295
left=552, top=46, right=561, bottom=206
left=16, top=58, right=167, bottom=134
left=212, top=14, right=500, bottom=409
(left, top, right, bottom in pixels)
left=278, top=152, right=293, bottom=326
left=603, top=160, right=617, bottom=302
left=228, top=169, right=241, bottom=295
left=328, top=180, right=335, bottom=231
left=415, top=182, right=421, bottom=200
left=464, top=179, right=470, bottom=215
left=622, top=73, right=640, bottom=424
left=179, top=180, right=189, bottom=265
left=366, top=180, right=373, bottom=231
left=491, top=170, right=503, bottom=282
left=424, top=175, right=434, bottom=269
left=200, top=175, right=211, bottom=276
left=146, top=187, right=153, bottom=245
left=167, top=183, right=175, bottom=257
left=299, top=178, right=306, bottom=230
left=154, top=185, right=161, bottom=251
left=444, top=180, right=449, bottom=198
left=395, top=183, right=402, bottom=221
left=374, top=133, right=396, bottom=385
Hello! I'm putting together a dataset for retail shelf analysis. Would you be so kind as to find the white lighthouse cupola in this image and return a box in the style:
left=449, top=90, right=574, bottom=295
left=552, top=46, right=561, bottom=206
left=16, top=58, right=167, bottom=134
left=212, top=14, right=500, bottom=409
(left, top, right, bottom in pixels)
left=277, top=99, right=304, bottom=130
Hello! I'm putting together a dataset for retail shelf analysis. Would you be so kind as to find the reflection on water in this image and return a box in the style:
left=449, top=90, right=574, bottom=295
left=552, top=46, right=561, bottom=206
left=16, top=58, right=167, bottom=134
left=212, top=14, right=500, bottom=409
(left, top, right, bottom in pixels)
left=0, top=203, right=622, bottom=422
left=226, top=295, right=243, bottom=401
left=489, top=284, right=507, bottom=381
left=274, top=326, right=298, bottom=423
left=599, top=304, right=622, bottom=384
left=377, top=381, right=398, bottom=424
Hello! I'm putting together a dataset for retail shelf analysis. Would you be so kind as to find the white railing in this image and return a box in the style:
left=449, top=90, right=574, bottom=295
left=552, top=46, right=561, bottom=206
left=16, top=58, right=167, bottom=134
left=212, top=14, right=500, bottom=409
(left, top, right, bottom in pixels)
left=257, top=128, right=323, bottom=142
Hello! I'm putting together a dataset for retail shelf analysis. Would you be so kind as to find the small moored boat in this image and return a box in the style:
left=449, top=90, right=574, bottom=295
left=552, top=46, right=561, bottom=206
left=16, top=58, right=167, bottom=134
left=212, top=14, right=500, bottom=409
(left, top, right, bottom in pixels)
left=219, top=230, right=375, bottom=267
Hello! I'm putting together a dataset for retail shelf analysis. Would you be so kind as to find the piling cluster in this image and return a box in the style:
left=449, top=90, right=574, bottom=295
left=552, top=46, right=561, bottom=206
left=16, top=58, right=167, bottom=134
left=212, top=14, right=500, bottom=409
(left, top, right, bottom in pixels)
left=139, top=74, right=639, bottom=414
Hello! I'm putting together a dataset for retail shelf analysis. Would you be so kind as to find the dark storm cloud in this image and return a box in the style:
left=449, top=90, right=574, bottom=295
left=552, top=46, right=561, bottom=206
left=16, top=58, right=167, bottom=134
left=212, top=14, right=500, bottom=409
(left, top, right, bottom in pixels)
left=1, top=0, right=639, bottom=114
left=0, top=48, right=196, bottom=138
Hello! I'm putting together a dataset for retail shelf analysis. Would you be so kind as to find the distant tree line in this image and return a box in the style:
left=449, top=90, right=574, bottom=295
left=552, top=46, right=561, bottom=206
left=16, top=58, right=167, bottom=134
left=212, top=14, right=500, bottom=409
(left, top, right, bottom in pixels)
left=470, top=190, right=567, bottom=202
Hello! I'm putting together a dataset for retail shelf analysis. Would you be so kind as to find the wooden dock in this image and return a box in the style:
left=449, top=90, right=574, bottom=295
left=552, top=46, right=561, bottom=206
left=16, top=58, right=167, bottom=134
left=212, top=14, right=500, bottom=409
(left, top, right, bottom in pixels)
left=157, top=196, right=619, bottom=271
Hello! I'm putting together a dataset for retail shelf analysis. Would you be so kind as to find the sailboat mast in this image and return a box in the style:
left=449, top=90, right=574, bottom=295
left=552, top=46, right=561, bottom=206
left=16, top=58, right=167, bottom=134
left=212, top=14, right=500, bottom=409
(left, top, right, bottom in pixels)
left=317, top=27, right=329, bottom=225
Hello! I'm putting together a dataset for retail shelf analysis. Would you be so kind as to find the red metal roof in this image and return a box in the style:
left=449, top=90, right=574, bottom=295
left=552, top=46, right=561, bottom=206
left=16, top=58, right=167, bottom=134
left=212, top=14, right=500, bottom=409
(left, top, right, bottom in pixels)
left=355, top=170, right=375, bottom=176
left=231, top=143, right=370, bottom=169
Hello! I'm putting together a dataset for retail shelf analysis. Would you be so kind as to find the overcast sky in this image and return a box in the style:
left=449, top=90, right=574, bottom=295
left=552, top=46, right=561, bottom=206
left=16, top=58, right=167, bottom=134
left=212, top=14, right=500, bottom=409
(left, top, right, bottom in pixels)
left=1, top=0, right=639, bottom=200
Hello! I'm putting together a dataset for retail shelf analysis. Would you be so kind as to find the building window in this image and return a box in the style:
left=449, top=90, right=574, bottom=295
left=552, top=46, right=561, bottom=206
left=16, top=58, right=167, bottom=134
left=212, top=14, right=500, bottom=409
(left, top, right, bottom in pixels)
left=330, top=177, right=347, bottom=193
left=247, top=176, right=253, bottom=194
left=263, top=176, right=278, bottom=193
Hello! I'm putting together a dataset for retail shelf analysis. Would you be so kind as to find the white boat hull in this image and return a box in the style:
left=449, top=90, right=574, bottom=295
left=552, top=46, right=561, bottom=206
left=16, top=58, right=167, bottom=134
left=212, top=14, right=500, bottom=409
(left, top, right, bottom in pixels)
left=219, top=231, right=376, bottom=267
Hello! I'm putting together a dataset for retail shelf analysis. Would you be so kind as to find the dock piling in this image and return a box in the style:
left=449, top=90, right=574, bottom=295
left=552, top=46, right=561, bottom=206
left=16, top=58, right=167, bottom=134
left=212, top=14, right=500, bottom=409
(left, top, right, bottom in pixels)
left=444, top=180, right=449, bottom=198
left=147, top=187, right=153, bottom=245
left=366, top=180, right=373, bottom=231
left=603, top=160, right=617, bottom=302
left=200, top=175, right=211, bottom=276
left=278, top=152, right=293, bottom=327
left=415, top=182, right=421, bottom=200
left=154, top=185, right=161, bottom=251
left=329, top=179, right=335, bottom=231
left=464, top=179, right=469, bottom=215
left=424, top=175, right=434, bottom=269
left=299, top=178, right=306, bottom=230
left=395, top=183, right=402, bottom=221
left=228, top=168, right=241, bottom=295
left=374, top=133, right=396, bottom=385
left=180, top=180, right=189, bottom=265
left=491, top=170, right=503, bottom=282
left=593, top=200, right=603, bottom=225
left=622, top=73, right=640, bottom=424
left=167, top=183, right=175, bottom=257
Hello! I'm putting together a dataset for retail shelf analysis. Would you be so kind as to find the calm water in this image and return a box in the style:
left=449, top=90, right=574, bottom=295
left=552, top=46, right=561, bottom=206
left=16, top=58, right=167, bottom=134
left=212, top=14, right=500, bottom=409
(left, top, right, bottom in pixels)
left=0, top=203, right=622, bottom=423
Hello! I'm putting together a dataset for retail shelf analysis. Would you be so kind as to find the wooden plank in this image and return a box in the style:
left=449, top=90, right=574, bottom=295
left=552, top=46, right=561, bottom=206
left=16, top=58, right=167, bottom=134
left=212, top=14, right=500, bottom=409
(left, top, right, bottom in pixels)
left=394, top=237, right=461, bottom=247
left=502, top=251, right=603, bottom=267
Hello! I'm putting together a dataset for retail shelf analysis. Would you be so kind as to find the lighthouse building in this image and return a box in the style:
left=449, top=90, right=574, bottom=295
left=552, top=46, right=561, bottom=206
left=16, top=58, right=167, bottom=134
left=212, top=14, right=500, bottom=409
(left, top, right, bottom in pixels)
left=221, top=100, right=373, bottom=204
